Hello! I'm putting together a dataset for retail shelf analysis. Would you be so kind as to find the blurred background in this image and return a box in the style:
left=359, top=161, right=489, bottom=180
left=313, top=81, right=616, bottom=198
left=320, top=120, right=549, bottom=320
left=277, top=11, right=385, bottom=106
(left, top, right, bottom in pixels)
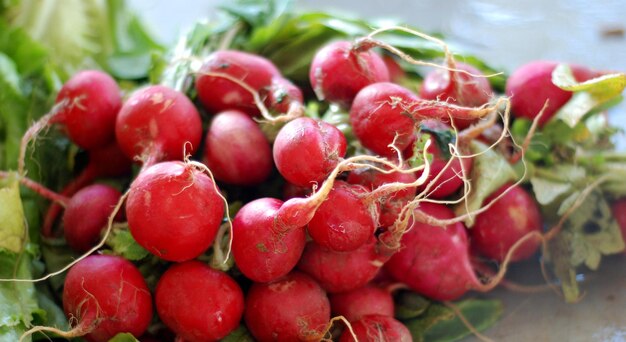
left=128, top=0, right=626, bottom=73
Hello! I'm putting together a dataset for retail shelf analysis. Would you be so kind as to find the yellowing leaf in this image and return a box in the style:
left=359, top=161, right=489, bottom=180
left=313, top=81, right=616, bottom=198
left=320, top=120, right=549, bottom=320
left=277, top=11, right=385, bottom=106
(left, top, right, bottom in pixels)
left=552, top=64, right=626, bottom=127
left=0, top=175, right=26, bottom=253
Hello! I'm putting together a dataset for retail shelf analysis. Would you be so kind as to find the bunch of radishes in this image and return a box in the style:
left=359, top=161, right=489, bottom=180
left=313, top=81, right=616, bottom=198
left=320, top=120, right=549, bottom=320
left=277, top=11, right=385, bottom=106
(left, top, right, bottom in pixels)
left=14, top=30, right=625, bottom=342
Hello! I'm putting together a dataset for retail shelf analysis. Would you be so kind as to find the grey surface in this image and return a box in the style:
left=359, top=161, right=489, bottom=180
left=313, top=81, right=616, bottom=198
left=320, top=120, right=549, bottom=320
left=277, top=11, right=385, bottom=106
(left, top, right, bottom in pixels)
left=129, top=1, right=626, bottom=340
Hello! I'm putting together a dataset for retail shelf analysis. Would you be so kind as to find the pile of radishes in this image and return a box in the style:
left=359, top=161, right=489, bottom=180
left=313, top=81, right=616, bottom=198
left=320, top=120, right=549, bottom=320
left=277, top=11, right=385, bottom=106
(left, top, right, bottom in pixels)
left=13, top=31, right=626, bottom=342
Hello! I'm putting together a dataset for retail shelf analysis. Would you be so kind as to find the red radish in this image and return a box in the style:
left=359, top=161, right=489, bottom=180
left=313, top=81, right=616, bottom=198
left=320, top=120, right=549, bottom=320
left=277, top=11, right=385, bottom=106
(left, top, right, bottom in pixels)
left=297, top=237, right=390, bottom=293
left=347, top=167, right=417, bottom=228
left=52, top=70, right=121, bottom=150
left=310, top=40, right=390, bottom=107
left=412, top=120, right=473, bottom=198
left=42, top=142, right=132, bottom=237
left=420, top=62, right=493, bottom=129
left=204, top=110, right=272, bottom=185
left=470, top=184, right=543, bottom=262
left=505, top=61, right=596, bottom=126
left=232, top=198, right=306, bottom=282
left=266, top=77, right=304, bottom=114
left=126, top=161, right=224, bottom=262
left=611, top=198, right=626, bottom=254
left=307, top=181, right=377, bottom=252
left=62, top=255, right=152, bottom=342
left=155, top=261, right=244, bottom=342
left=245, top=272, right=331, bottom=341
left=329, top=285, right=394, bottom=322
left=349, top=82, right=417, bottom=157
left=196, top=50, right=280, bottom=116
left=382, top=55, right=406, bottom=83
left=115, top=85, right=202, bottom=166
left=273, top=117, right=347, bottom=187
left=339, top=314, right=411, bottom=342
left=63, top=184, right=122, bottom=252
left=385, top=202, right=479, bottom=301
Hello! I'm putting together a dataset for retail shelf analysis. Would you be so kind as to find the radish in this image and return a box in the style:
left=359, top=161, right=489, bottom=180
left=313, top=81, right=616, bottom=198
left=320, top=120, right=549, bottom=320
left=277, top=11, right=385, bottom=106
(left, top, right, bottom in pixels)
left=329, top=285, right=394, bottom=322
left=338, top=314, right=411, bottom=342
left=382, top=55, right=406, bottom=83
left=196, top=50, right=280, bottom=116
left=52, top=70, right=122, bottom=150
left=42, top=141, right=132, bottom=237
left=347, top=166, right=417, bottom=228
left=297, top=237, right=389, bottom=293
left=126, top=161, right=224, bottom=262
left=62, top=255, right=152, bottom=342
left=349, top=82, right=417, bottom=157
left=412, top=120, right=473, bottom=198
left=611, top=198, right=626, bottom=254
left=273, top=117, right=347, bottom=187
left=63, top=184, right=123, bottom=252
left=232, top=197, right=306, bottom=282
left=420, top=62, right=493, bottom=129
left=244, top=272, right=331, bottom=341
left=155, top=261, right=244, bottom=342
left=266, top=77, right=304, bottom=115
left=471, top=184, right=543, bottom=262
left=384, top=202, right=479, bottom=301
left=204, top=110, right=272, bottom=185
left=505, top=61, right=596, bottom=126
left=307, top=181, right=377, bottom=252
left=115, top=85, right=202, bottom=166
left=310, top=40, right=390, bottom=107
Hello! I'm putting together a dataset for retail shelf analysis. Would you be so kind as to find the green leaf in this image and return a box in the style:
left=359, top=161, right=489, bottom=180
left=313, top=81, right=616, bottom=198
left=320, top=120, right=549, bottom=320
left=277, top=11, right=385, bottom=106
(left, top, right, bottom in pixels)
left=394, top=290, right=431, bottom=320
left=566, top=191, right=624, bottom=269
left=106, top=226, right=149, bottom=261
left=221, top=325, right=255, bottom=342
left=552, top=64, right=626, bottom=127
left=419, top=123, right=456, bottom=160
left=0, top=251, right=40, bottom=341
left=0, top=175, right=26, bottom=253
left=529, top=177, right=572, bottom=206
left=108, top=332, right=139, bottom=342
left=404, top=299, right=502, bottom=342
left=545, top=232, right=580, bottom=303
left=454, top=141, right=517, bottom=227
left=220, top=0, right=293, bottom=28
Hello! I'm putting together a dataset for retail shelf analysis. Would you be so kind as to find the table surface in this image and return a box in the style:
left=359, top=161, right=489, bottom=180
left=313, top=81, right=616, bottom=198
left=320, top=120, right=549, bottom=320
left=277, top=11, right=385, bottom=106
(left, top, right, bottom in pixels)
left=128, top=1, right=626, bottom=340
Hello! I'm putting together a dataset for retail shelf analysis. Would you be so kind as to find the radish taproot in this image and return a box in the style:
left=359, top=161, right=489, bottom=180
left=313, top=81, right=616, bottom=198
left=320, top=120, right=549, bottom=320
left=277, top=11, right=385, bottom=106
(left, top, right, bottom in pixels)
left=470, top=184, right=543, bottom=262
left=310, top=40, right=390, bottom=107
left=245, top=272, right=331, bottom=341
left=115, top=85, right=202, bottom=166
left=232, top=198, right=306, bottom=282
left=52, top=70, right=122, bottom=150
left=126, top=161, right=224, bottom=262
left=204, top=110, right=272, bottom=185
left=62, top=255, right=152, bottom=342
left=155, top=261, right=244, bottom=342
left=63, top=184, right=123, bottom=252
left=273, top=117, right=347, bottom=187
left=196, top=50, right=280, bottom=116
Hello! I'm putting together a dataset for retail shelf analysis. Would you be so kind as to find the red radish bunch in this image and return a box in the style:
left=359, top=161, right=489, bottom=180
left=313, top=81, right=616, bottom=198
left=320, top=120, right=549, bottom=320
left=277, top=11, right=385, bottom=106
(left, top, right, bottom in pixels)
left=24, top=23, right=619, bottom=342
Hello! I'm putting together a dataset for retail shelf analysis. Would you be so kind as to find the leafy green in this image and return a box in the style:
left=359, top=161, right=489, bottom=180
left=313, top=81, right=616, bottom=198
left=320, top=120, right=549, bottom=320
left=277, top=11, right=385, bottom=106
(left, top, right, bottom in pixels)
left=394, top=290, right=431, bottom=320
left=221, top=325, right=255, bottom=342
left=454, top=141, right=517, bottom=227
left=108, top=333, right=139, bottom=342
left=552, top=64, right=626, bottom=127
left=403, top=299, right=502, bottom=342
left=0, top=175, right=26, bottom=253
left=106, top=226, right=149, bottom=261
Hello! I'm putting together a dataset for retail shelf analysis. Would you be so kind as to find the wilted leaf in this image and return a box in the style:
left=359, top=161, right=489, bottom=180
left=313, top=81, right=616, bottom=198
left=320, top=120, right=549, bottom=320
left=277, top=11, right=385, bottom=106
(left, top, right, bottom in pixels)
left=0, top=175, right=26, bottom=253
left=530, top=177, right=571, bottom=205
